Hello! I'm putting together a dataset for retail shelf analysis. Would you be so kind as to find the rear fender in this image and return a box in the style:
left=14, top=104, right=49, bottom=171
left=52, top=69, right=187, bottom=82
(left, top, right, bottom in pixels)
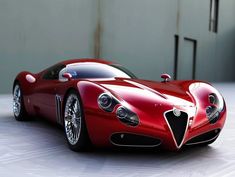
left=14, top=71, right=38, bottom=95
left=14, top=71, right=38, bottom=115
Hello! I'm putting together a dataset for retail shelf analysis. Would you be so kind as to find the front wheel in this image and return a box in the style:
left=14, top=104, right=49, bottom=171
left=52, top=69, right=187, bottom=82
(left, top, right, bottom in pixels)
left=64, top=90, right=90, bottom=151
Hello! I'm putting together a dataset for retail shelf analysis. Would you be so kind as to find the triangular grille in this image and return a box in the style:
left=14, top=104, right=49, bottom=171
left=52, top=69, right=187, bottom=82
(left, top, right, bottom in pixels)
left=165, top=111, right=188, bottom=147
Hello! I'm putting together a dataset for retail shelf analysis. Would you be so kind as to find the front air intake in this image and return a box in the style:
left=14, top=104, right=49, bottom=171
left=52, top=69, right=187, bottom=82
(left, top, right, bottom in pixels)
left=186, top=129, right=220, bottom=145
left=164, top=110, right=188, bottom=147
left=110, top=133, right=161, bottom=147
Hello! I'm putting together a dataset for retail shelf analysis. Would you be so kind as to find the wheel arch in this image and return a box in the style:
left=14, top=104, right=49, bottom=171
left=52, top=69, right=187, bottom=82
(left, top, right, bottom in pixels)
left=63, top=87, right=81, bottom=110
left=62, top=85, right=92, bottom=149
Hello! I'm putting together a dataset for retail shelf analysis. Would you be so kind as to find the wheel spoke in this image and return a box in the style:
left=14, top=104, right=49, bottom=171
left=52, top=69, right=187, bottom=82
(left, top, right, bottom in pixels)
left=65, top=115, right=72, bottom=121
left=13, top=85, right=21, bottom=117
left=64, top=94, right=82, bottom=145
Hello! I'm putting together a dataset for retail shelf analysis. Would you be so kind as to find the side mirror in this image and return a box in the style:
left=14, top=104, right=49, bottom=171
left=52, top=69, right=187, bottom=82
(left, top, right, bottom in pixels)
left=161, top=73, right=171, bottom=82
left=62, top=73, right=72, bottom=81
left=26, top=74, right=36, bottom=83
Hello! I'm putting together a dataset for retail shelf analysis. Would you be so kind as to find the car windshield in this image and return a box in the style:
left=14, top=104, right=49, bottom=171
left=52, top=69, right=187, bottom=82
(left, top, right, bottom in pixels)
left=65, top=62, right=137, bottom=79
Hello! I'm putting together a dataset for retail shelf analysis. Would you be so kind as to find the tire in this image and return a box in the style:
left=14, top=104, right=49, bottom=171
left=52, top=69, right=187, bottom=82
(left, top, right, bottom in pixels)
left=13, top=82, right=29, bottom=121
left=63, top=90, right=90, bottom=151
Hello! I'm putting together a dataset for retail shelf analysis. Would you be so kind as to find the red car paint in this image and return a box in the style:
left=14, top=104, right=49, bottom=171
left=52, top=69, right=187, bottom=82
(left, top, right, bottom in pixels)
left=14, top=59, right=227, bottom=150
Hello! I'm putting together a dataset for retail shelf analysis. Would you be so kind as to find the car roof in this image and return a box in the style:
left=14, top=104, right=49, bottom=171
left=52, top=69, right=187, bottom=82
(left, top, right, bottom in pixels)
left=59, top=58, right=115, bottom=66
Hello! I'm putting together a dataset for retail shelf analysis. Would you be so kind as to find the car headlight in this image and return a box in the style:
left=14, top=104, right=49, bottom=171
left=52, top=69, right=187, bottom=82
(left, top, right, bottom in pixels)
left=98, top=93, right=118, bottom=112
left=208, top=93, right=224, bottom=111
left=116, top=106, right=139, bottom=126
left=98, top=93, right=139, bottom=126
left=206, top=93, right=224, bottom=124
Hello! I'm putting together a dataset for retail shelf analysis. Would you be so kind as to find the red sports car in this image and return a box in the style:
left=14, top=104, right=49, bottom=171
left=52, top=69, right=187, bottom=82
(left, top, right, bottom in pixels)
left=13, top=59, right=226, bottom=151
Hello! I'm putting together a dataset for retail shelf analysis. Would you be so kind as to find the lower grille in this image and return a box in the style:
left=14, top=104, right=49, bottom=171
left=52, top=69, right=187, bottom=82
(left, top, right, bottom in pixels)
left=186, top=129, right=220, bottom=145
left=164, top=110, right=188, bottom=147
left=110, top=133, right=161, bottom=147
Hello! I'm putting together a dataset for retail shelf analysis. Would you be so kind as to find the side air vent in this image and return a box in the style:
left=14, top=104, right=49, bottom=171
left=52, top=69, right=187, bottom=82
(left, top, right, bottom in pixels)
left=110, top=133, right=161, bottom=147
left=55, top=95, right=63, bottom=125
left=186, top=129, right=220, bottom=145
left=164, top=110, right=188, bottom=147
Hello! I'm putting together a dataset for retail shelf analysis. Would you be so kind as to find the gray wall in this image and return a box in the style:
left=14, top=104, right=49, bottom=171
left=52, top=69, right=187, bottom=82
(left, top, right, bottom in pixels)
left=177, top=0, right=235, bottom=81
left=0, top=0, right=98, bottom=93
left=1, top=0, right=235, bottom=93
left=100, top=0, right=178, bottom=81
left=100, top=0, right=235, bottom=81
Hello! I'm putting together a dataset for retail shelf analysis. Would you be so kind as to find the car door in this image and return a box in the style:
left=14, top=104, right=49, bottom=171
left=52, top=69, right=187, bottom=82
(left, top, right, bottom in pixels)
left=33, top=64, right=65, bottom=122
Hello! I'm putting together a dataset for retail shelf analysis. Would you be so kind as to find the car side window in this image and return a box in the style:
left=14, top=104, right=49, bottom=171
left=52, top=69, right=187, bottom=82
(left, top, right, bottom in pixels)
left=42, top=64, right=65, bottom=80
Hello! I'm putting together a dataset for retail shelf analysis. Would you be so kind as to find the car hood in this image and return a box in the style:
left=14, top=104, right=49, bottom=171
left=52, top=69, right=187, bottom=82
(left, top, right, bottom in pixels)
left=93, top=78, right=197, bottom=113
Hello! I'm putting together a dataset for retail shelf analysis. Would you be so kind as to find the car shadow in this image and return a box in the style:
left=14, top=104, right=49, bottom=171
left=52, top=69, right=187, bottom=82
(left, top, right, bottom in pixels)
left=4, top=114, right=219, bottom=165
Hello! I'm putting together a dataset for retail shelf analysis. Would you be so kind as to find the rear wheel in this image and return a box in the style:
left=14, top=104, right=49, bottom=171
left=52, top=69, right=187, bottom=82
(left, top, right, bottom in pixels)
left=13, top=82, right=28, bottom=121
left=64, top=90, right=90, bottom=151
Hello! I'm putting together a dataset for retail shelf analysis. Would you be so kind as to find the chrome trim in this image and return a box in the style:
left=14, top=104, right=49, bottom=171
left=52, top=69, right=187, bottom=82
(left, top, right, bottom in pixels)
left=208, top=93, right=216, bottom=104
left=97, top=93, right=113, bottom=109
left=185, top=129, right=220, bottom=146
left=55, top=95, right=63, bottom=125
left=109, top=132, right=162, bottom=148
left=163, top=109, right=189, bottom=149
left=116, top=106, right=128, bottom=119
left=173, top=108, right=181, bottom=117
left=115, top=106, right=140, bottom=127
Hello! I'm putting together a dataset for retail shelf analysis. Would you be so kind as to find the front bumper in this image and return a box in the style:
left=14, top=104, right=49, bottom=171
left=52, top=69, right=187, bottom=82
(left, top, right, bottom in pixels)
left=85, top=105, right=226, bottom=151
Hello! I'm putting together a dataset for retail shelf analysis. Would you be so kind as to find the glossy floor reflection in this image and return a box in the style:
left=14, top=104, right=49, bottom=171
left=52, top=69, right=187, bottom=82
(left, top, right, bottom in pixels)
left=0, top=83, right=234, bottom=177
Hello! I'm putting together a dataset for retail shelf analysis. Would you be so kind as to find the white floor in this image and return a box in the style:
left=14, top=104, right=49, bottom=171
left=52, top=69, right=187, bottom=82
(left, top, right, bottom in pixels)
left=0, top=83, right=234, bottom=177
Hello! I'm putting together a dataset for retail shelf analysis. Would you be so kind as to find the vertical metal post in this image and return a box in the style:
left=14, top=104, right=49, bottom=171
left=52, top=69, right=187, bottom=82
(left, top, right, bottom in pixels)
left=94, top=0, right=102, bottom=58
